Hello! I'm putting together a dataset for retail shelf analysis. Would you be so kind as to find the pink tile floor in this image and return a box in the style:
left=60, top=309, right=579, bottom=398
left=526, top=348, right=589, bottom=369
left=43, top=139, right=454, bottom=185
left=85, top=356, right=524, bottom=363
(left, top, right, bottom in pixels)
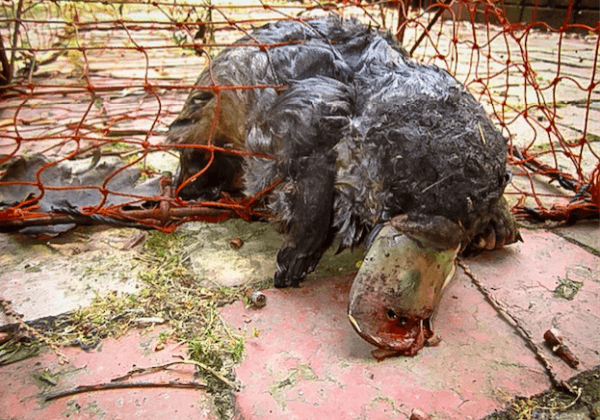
left=221, top=229, right=599, bottom=419
left=0, top=327, right=218, bottom=420
left=1, top=226, right=598, bottom=419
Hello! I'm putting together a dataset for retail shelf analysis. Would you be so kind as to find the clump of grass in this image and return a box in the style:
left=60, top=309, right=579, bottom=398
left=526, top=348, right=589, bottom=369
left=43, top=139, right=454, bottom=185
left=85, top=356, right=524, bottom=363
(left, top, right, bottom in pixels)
left=3, top=229, right=269, bottom=419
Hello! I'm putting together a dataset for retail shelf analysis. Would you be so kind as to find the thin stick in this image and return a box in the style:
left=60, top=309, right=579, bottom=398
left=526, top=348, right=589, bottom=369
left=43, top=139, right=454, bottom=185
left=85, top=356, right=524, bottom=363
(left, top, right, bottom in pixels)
left=0, top=296, right=69, bottom=364
left=111, top=359, right=238, bottom=391
left=43, top=381, right=206, bottom=402
left=9, top=0, right=24, bottom=80
left=409, top=0, right=454, bottom=56
left=0, top=34, right=10, bottom=85
left=458, top=260, right=576, bottom=395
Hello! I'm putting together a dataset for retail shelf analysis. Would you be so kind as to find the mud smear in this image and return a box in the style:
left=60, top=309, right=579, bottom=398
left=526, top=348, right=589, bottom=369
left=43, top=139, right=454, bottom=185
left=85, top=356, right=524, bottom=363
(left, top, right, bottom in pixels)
left=483, top=365, right=600, bottom=420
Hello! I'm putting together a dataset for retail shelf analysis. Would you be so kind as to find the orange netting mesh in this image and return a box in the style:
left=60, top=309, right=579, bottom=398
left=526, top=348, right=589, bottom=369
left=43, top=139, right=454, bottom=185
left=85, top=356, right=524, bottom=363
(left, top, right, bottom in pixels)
left=0, top=0, right=598, bottom=233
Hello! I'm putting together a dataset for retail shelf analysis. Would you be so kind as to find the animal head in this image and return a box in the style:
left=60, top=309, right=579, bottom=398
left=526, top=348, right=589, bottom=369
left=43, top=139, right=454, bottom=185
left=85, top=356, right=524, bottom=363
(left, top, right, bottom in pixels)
left=348, top=223, right=459, bottom=355
left=167, top=87, right=247, bottom=149
left=167, top=73, right=250, bottom=199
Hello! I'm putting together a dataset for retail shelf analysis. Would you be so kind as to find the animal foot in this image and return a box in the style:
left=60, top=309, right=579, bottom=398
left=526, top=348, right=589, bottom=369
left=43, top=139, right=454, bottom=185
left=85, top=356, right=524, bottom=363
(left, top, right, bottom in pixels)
left=273, top=246, right=326, bottom=288
left=467, top=197, right=521, bottom=253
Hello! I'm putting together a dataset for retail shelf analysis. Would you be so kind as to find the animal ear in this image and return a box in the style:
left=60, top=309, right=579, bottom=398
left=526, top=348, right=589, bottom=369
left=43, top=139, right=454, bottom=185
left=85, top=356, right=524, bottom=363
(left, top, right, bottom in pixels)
left=390, top=214, right=466, bottom=251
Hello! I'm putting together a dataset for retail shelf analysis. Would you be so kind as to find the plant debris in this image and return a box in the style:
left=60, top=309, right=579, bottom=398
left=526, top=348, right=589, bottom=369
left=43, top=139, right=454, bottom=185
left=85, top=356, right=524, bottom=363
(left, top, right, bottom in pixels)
left=0, top=338, right=41, bottom=365
left=43, top=381, right=207, bottom=402
left=0, top=297, right=68, bottom=364
left=111, top=357, right=238, bottom=390
left=544, top=328, right=580, bottom=369
left=1, top=230, right=271, bottom=419
left=554, top=277, right=584, bottom=300
left=482, top=365, right=600, bottom=420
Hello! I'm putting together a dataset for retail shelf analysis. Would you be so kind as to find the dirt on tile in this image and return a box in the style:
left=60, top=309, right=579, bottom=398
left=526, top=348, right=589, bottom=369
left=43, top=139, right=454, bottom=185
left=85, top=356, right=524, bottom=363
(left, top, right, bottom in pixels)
left=482, top=365, right=600, bottom=420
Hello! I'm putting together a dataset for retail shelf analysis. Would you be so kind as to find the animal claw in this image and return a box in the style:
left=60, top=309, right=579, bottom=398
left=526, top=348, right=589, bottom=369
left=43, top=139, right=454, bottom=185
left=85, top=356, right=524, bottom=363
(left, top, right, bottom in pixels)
left=484, top=229, right=497, bottom=250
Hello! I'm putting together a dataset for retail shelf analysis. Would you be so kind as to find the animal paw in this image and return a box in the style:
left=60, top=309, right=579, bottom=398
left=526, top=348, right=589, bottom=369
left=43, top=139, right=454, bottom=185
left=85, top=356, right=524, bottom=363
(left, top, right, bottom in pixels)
left=273, top=251, right=307, bottom=288
left=467, top=197, right=521, bottom=253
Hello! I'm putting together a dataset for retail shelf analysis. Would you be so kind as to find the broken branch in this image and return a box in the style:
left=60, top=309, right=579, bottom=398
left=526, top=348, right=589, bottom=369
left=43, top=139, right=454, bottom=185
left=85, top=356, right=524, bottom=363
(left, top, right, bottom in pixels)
left=544, top=328, right=580, bottom=369
left=111, top=358, right=238, bottom=391
left=43, top=381, right=206, bottom=402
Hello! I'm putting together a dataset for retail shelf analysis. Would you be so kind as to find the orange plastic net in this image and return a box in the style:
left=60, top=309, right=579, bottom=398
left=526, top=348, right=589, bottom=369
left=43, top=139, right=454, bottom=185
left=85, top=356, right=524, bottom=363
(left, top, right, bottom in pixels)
left=0, top=0, right=598, bottom=233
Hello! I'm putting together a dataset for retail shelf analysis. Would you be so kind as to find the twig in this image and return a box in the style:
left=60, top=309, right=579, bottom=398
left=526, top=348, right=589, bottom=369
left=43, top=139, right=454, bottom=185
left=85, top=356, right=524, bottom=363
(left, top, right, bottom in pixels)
left=9, top=0, right=24, bottom=80
left=409, top=0, right=454, bottom=56
left=458, top=260, right=577, bottom=395
left=43, top=381, right=206, bottom=402
left=0, top=296, right=69, bottom=364
left=0, top=33, right=10, bottom=86
left=543, top=328, right=580, bottom=368
left=557, top=386, right=582, bottom=410
left=111, top=358, right=239, bottom=391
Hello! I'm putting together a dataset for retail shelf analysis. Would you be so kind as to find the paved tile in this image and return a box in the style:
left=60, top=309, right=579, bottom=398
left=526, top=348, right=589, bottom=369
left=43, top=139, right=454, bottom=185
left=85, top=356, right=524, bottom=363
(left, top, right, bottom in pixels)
left=220, top=228, right=600, bottom=419
left=553, top=221, right=600, bottom=255
left=0, top=327, right=217, bottom=420
left=1, top=224, right=597, bottom=420
left=0, top=227, right=145, bottom=327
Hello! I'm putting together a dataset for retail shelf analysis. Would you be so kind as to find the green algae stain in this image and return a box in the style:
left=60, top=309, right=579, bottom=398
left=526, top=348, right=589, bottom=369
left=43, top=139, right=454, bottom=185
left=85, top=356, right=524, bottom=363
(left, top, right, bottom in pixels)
left=268, top=364, right=319, bottom=409
left=554, top=277, right=584, bottom=300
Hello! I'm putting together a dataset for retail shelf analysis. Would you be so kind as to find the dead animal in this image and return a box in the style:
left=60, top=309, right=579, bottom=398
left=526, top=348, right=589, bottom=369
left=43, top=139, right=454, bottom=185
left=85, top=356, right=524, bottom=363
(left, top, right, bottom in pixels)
left=168, top=16, right=521, bottom=356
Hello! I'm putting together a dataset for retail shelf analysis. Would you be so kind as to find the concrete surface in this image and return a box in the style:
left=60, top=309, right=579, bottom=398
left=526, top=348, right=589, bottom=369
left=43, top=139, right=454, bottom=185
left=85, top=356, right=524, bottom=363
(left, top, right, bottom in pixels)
left=0, top=219, right=362, bottom=328
left=182, top=220, right=362, bottom=289
left=0, top=221, right=598, bottom=420
left=0, top=227, right=146, bottom=326
left=220, top=228, right=600, bottom=420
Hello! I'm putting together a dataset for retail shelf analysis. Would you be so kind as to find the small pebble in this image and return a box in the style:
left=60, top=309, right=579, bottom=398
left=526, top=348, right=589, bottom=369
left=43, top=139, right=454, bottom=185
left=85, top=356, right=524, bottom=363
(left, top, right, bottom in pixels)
left=230, top=237, right=244, bottom=249
left=246, top=290, right=267, bottom=308
left=410, top=408, right=431, bottom=420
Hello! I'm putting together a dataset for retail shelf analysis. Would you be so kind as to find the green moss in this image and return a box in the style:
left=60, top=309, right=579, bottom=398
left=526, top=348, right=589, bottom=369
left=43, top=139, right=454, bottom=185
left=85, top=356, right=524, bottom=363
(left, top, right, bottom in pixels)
left=482, top=366, right=600, bottom=419
left=0, top=339, right=40, bottom=365
left=554, top=277, right=584, bottom=300
left=586, top=133, right=600, bottom=143
left=269, top=364, right=319, bottom=408
left=7, top=229, right=265, bottom=418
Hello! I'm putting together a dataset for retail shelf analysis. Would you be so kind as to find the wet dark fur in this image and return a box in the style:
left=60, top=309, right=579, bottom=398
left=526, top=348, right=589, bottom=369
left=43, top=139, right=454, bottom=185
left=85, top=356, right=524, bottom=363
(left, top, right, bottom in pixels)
left=168, top=16, right=519, bottom=287
left=168, top=18, right=357, bottom=199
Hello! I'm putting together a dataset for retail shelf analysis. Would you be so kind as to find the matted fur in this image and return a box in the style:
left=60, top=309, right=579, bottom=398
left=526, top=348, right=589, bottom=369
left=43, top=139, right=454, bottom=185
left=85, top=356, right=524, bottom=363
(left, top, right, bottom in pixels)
left=168, top=16, right=519, bottom=287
